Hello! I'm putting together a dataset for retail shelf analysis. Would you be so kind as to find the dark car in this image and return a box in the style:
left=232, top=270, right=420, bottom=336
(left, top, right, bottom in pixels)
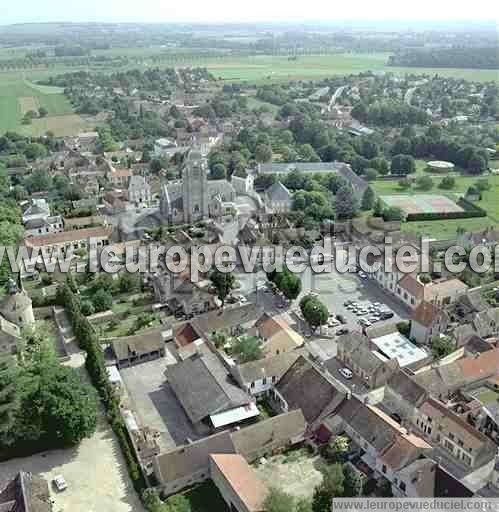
left=336, top=314, right=347, bottom=324
left=336, top=328, right=350, bottom=336
left=380, top=311, right=394, bottom=320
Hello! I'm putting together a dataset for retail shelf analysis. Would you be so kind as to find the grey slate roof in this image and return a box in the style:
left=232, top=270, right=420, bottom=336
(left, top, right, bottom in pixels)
left=335, top=396, right=397, bottom=453
left=234, top=352, right=300, bottom=386
left=387, top=370, right=428, bottom=405
left=154, top=430, right=235, bottom=484
left=265, top=181, right=292, bottom=201
left=276, top=355, right=346, bottom=424
left=167, top=352, right=252, bottom=423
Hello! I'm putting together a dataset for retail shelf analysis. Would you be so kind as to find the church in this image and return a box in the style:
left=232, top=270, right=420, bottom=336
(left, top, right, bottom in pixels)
left=160, top=149, right=238, bottom=225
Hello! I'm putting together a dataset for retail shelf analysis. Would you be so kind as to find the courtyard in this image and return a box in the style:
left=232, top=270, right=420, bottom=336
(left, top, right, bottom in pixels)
left=119, top=353, right=208, bottom=453
left=0, top=414, right=144, bottom=512
left=254, top=448, right=324, bottom=499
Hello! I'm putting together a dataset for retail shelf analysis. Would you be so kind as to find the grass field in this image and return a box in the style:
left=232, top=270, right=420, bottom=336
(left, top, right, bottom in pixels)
left=0, top=76, right=75, bottom=133
left=371, top=172, right=499, bottom=239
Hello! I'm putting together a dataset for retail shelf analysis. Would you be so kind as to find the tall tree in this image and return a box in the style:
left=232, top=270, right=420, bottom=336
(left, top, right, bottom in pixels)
left=209, top=269, right=236, bottom=307
left=335, top=184, right=359, bottom=220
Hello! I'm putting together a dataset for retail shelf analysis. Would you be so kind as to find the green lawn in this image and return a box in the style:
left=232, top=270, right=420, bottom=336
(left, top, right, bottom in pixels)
left=371, top=173, right=499, bottom=239
left=173, top=481, right=229, bottom=512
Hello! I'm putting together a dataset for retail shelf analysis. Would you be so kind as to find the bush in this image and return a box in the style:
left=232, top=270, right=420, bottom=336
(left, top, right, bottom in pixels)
left=439, top=176, right=455, bottom=190
left=396, top=321, right=411, bottom=337
left=405, top=197, right=486, bottom=222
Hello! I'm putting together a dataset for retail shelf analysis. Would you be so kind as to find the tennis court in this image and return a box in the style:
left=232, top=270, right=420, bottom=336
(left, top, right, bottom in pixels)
left=381, top=194, right=464, bottom=215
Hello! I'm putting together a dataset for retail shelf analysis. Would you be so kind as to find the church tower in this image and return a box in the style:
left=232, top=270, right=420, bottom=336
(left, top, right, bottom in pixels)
left=0, top=275, right=35, bottom=327
left=182, top=149, right=209, bottom=224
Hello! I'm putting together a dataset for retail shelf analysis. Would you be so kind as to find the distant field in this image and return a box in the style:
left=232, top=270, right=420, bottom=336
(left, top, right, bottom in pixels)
left=0, top=76, right=74, bottom=133
left=372, top=173, right=499, bottom=239
left=16, top=113, right=98, bottom=137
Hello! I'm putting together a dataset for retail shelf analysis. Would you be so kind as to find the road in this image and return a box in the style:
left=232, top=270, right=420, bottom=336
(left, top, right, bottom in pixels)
left=404, top=86, right=417, bottom=106
left=323, top=85, right=347, bottom=114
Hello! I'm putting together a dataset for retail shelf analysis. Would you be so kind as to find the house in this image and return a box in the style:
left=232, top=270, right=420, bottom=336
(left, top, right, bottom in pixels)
left=263, top=181, right=293, bottom=213
left=413, top=397, right=497, bottom=470
left=128, top=175, right=152, bottom=207
left=251, top=313, right=304, bottom=355
left=334, top=332, right=399, bottom=389
left=256, top=161, right=367, bottom=200
left=21, top=198, right=50, bottom=224
left=458, top=227, right=499, bottom=250
left=24, top=215, right=63, bottom=237
left=152, top=266, right=220, bottom=317
left=410, top=302, right=449, bottom=345
left=63, top=215, right=106, bottom=231
left=24, top=226, right=113, bottom=262
left=322, top=396, right=433, bottom=497
left=153, top=410, right=306, bottom=495
left=110, top=329, right=165, bottom=368
left=166, top=352, right=257, bottom=431
left=210, top=454, right=267, bottom=512
left=0, top=471, right=51, bottom=511
left=107, top=167, right=132, bottom=187
left=0, top=317, right=22, bottom=355
left=272, top=355, right=346, bottom=430
left=384, top=370, right=428, bottom=423
left=231, top=352, right=300, bottom=396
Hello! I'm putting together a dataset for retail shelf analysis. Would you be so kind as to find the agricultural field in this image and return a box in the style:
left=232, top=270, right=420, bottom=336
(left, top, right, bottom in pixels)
left=0, top=75, right=74, bottom=133
left=371, top=172, right=499, bottom=239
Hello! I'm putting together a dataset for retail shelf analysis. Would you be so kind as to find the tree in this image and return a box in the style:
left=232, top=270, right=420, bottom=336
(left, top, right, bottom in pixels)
left=209, top=269, right=236, bottom=307
left=343, top=464, right=363, bottom=497
left=392, top=137, right=412, bottom=155
left=398, top=177, right=412, bottom=190
left=383, top=206, right=406, bottom=222
left=363, top=168, right=378, bottom=182
left=17, top=354, right=98, bottom=446
left=272, top=268, right=302, bottom=300
left=416, top=175, right=433, bottom=191
left=211, top=163, right=227, bottom=180
left=164, top=495, right=191, bottom=512
left=91, top=289, right=113, bottom=313
left=391, top=154, right=416, bottom=176
left=313, top=464, right=345, bottom=511
left=300, top=295, right=329, bottom=330
left=38, top=107, right=48, bottom=118
left=80, top=300, right=95, bottom=316
left=439, top=176, right=455, bottom=190
left=255, top=144, right=273, bottom=163
left=335, top=184, right=359, bottom=220
left=231, top=335, right=263, bottom=363
left=118, top=272, right=141, bottom=293
left=431, top=335, right=455, bottom=359
left=264, top=488, right=296, bottom=512
left=468, top=154, right=487, bottom=175
left=324, top=436, right=350, bottom=463
left=361, top=187, right=376, bottom=211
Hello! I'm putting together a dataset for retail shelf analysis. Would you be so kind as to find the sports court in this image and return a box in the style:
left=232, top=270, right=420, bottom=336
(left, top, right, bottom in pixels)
left=381, top=194, right=464, bottom=215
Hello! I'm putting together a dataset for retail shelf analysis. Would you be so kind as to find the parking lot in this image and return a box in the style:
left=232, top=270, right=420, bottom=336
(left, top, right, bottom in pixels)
left=120, top=353, right=209, bottom=453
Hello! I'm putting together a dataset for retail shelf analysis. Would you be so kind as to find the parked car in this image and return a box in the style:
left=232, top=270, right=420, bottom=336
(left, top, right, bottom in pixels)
left=380, top=311, right=394, bottom=320
left=338, top=367, right=353, bottom=380
left=53, top=475, right=67, bottom=492
left=358, top=271, right=368, bottom=279
left=336, top=328, right=350, bottom=336
left=337, top=314, right=346, bottom=324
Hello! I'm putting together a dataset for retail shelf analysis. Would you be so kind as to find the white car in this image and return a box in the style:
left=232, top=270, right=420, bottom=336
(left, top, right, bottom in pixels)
left=53, top=475, right=67, bottom=492
left=358, top=271, right=368, bottom=279
left=338, top=367, right=353, bottom=379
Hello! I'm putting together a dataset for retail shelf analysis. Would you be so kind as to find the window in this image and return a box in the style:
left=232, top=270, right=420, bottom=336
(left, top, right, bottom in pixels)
left=250, top=382, right=255, bottom=388
left=448, top=433, right=455, bottom=441
left=399, top=482, right=406, bottom=492
left=262, top=378, right=267, bottom=385
left=382, top=465, right=387, bottom=474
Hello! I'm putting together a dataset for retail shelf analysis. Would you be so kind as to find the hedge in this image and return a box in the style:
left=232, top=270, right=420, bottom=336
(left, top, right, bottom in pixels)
left=56, top=284, right=146, bottom=493
left=405, top=197, right=487, bottom=222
